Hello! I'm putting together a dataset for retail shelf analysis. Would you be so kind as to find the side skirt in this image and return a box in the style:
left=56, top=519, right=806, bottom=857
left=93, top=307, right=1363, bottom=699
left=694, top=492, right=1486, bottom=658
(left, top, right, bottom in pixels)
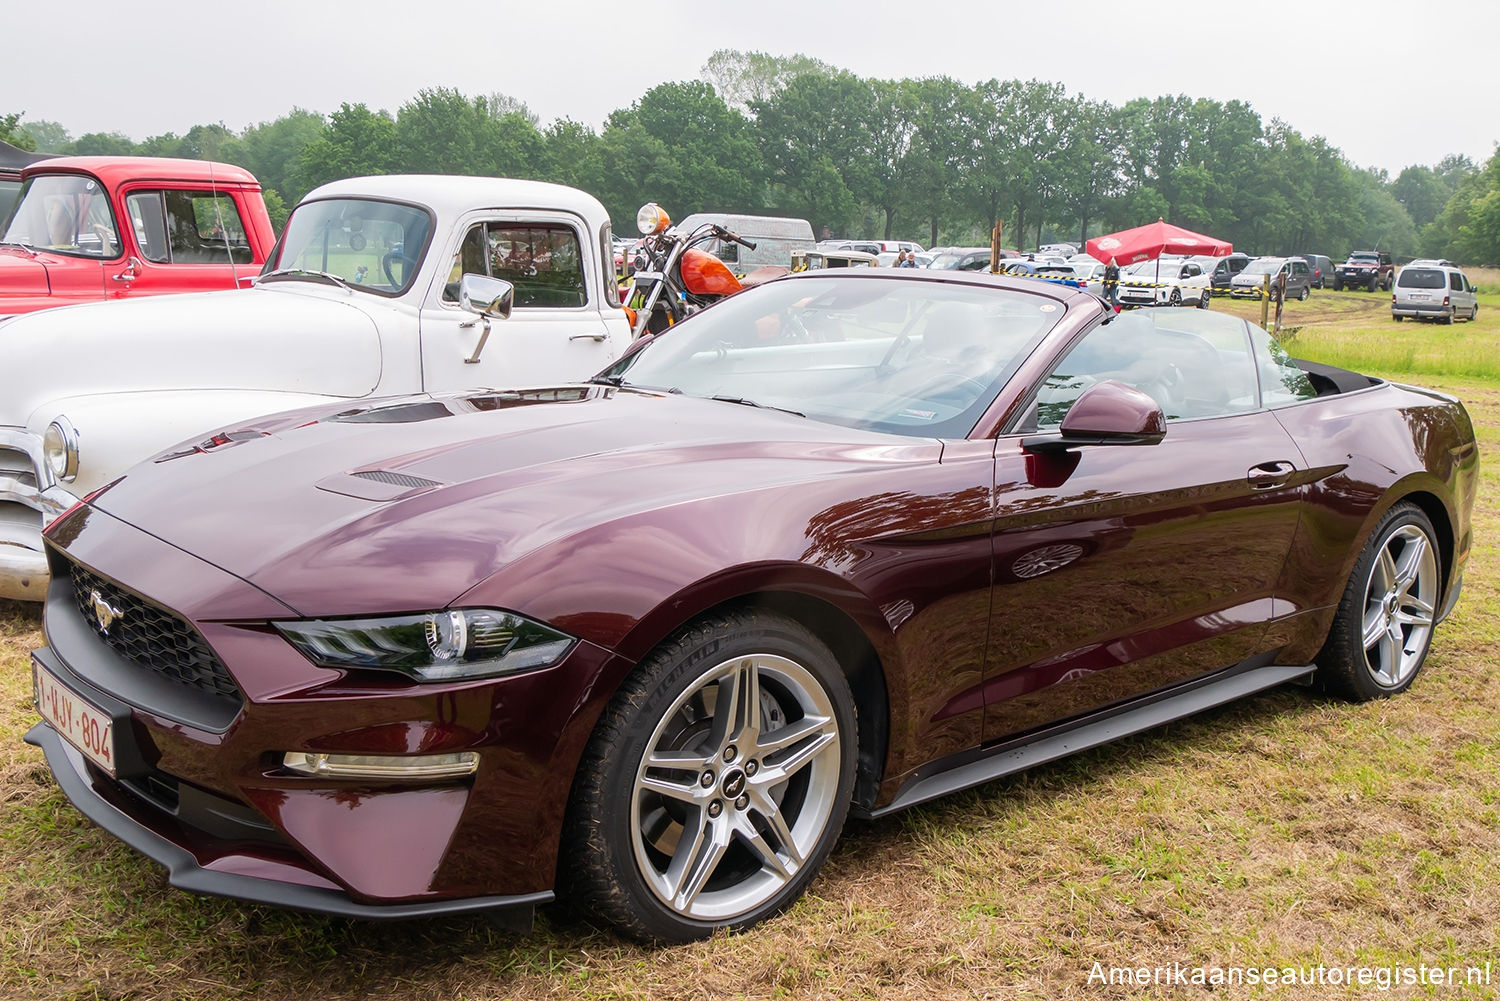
left=862, top=661, right=1315, bottom=819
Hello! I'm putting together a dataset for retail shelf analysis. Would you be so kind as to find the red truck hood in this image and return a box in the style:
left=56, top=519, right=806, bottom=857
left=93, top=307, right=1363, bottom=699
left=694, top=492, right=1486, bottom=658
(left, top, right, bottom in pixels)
left=86, top=387, right=939, bottom=616
left=0, top=247, right=52, bottom=297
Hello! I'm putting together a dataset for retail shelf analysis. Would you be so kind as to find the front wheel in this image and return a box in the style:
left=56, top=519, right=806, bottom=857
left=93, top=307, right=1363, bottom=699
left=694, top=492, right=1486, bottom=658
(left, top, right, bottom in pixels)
left=1168, top=288, right=1181, bottom=307
left=1333, top=277, right=1344, bottom=291
left=1197, top=289, right=1210, bottom=309
left=1316, top=503, right=1441, bottom=702
left=1298, top=285, right=1310, bottom=302
left=564, top=610, right=856, bottom=943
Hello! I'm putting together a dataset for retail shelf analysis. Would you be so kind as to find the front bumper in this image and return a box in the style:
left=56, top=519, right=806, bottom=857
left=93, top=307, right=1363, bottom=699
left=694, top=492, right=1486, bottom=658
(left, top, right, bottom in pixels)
left=26, top=719, right=550, bottom=923
left=25, top=503, right=629, bottom=921
left=0, top=427, right=75, bottom=600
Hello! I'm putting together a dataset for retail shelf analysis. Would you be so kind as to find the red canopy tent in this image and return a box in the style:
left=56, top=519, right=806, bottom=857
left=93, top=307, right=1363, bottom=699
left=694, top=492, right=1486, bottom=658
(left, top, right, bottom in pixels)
left=1086, top=218, right=1232, bottom=265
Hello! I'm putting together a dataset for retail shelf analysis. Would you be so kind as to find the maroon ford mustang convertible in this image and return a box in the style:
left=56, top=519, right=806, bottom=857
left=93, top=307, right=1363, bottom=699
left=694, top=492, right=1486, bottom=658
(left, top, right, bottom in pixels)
left=27, top=270, right=1477, bottom=942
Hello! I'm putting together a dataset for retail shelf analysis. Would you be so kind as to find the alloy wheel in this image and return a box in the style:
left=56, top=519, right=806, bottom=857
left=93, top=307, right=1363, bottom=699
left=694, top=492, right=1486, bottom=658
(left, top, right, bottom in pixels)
left=1359, top=523, right=1438, bottom=689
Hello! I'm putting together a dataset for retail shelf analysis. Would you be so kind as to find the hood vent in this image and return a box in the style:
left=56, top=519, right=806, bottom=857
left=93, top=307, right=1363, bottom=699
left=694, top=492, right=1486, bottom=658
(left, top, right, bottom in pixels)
left=350, top=469, right=442, bottom=490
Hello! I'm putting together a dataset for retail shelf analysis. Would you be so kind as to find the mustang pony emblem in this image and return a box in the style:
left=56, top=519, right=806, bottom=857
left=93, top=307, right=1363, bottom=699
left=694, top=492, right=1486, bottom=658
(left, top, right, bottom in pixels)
left=88, top=590, right=123, bottom=635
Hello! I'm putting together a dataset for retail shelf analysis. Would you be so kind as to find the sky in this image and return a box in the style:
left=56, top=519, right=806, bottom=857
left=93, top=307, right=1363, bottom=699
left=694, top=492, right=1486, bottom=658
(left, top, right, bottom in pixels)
left=8, top=0, right=1497, bottom=176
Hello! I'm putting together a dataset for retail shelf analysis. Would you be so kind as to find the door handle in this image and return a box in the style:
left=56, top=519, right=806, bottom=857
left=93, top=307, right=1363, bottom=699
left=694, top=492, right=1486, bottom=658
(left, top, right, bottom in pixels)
left=1247, top=460, right=1297, bottom=490
left=112, top=255, right=143, bottom=283
left=570, top=332, right=608, bottom=342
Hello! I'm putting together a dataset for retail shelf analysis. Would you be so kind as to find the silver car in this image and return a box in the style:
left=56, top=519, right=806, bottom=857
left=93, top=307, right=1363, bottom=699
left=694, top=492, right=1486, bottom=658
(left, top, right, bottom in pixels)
left=1230, top=257, right=1312, bottom=301
left=1392, top=264, right=1479, bottom=323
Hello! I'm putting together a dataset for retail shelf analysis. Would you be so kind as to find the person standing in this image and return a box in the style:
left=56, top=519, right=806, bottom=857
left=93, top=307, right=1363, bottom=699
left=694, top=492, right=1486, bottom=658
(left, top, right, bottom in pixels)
left=1103, top=257, right=1121, bottom=309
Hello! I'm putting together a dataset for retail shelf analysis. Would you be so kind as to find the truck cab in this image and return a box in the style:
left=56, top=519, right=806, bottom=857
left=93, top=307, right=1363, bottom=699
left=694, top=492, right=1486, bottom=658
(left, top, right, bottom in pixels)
left=0, top=174, right=632, bottom=599
left=0, top=156, right=277, bottom=319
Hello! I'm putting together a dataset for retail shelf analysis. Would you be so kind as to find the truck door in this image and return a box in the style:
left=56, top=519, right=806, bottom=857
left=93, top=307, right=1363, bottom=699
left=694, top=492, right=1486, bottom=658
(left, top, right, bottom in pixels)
left=418, top=212, right=630, bottom=392
left=111, top=187, right=257, bottom=299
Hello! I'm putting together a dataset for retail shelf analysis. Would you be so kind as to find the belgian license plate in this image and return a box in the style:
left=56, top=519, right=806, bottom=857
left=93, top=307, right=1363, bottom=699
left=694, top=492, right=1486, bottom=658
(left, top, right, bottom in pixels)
left=1411, top=293, right=1429, bottom=300
left=33, top=658, right=117, bottom=776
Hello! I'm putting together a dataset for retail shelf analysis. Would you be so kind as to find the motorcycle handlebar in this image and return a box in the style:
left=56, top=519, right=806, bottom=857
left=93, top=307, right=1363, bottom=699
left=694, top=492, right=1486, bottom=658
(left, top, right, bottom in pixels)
left=710, top=225, right=756, bottom=251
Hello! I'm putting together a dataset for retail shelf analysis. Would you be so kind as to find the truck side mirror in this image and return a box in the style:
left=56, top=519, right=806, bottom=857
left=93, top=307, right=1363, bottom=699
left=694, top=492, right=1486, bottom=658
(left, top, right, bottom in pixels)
left=460, top=274, right=514, bottom=320
left=460, top=274, right=514, bottom=364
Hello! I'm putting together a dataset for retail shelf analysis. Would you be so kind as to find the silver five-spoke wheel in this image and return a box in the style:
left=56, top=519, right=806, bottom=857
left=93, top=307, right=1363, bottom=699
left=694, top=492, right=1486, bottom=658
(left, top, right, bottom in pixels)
left=1359, top=523, right=1437, bottom=689
left=631, top=653, right=842, bottom=921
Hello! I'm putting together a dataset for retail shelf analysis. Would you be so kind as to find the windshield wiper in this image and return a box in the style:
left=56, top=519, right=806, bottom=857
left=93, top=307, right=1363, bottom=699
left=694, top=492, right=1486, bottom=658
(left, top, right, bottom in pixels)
left=255, top=267, right=355, bottom=291
left=709, top=395, right=805, bottom=418
left=588, top=375, right=629, bottom=387
left=0, top=240, right=39, bottom=258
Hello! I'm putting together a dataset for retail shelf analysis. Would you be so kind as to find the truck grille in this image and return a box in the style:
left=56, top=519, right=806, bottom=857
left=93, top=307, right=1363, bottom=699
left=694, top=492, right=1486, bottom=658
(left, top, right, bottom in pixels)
left=63, top=557, right=242, bottom=703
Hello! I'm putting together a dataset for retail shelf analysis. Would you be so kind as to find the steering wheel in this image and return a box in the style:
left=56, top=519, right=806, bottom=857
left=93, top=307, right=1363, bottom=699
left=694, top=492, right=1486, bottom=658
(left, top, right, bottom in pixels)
left=381, top=252, right=420, bottom=286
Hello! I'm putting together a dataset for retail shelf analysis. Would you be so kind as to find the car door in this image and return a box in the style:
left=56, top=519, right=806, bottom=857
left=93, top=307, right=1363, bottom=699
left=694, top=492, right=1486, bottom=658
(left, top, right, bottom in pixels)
left=112, top=187, right=258, bottom=299
left=980, top=312, right=1307, bottom=742
left=419, top=213, right=630, bottom=392
left=1451, top=270, right=1477, bottom=317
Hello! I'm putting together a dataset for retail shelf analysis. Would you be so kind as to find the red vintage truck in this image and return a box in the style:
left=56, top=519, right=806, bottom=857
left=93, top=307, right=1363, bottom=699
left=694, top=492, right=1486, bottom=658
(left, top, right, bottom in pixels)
left=0, top=156, right=276, bottom=319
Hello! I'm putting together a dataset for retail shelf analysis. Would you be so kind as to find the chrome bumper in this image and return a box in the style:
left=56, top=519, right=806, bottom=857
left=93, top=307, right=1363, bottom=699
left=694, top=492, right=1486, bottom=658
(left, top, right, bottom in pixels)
left=0, top=428, right=75, bottom=601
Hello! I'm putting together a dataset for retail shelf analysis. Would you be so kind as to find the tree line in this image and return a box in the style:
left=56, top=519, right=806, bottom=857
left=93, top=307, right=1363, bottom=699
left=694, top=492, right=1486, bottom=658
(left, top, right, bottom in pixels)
left=4, top=51, right=1498, bottom=264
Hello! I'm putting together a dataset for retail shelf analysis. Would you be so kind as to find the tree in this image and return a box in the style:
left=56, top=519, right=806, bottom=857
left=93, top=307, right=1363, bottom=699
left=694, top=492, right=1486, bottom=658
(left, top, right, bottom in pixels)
left=19, top=119, right=71, bottom=152
left=297, top=103, right=399, bottom=192
left=700, top=50, right=836, bottom=114
left=237, top=109, right=326, bottom=205
left=71, top=132, right=136, bottom=156
left=1, top=113, right=36, bottom=150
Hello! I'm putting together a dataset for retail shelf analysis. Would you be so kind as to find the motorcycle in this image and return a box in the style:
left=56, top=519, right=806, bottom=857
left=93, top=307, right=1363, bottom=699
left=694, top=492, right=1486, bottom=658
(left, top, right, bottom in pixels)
left=622, top=203, right=763, bottom=339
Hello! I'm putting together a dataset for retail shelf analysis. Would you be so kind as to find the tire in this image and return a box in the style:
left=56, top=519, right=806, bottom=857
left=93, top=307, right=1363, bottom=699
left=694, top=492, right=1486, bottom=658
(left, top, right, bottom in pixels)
left=1393, top=314, right=1403, bottom=321
left=1197, top=289, right=1210, bottom=309
left=1471, top=303, right=1480, bottom=321
left=1333, top=277, right=1344, bottom=291
left=1297, top=285, right=1310, bottom=302
left=1367, top=276, right=1378, bottom=292
left=563, top=610, right=857, bottom=943
left=1442, top=309, right=1454, bottom=325
left=1383, top=274, right=1393, bottom=292
left=1168, top=288, right=1181, bottom=307
left=1315, top=503, right=1441, bottom=702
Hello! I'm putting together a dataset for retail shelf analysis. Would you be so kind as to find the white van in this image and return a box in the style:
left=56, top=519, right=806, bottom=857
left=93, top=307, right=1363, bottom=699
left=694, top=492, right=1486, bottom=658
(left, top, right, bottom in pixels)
left=1392, top=264, right=1478, bottom=323
left=676, top=212, right=816, bottom=272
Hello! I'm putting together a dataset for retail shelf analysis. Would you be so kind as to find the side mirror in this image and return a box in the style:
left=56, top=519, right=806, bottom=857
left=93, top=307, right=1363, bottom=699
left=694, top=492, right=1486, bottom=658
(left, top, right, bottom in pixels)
left=1023, top=380, right=1166, bottom=452
left=460, top=274, right=514, bottom=364
left=460, top=274, right=514, bottom=320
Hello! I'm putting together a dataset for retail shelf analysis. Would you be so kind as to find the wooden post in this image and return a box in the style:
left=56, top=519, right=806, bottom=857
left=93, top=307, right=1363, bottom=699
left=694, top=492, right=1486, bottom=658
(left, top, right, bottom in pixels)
left=1272, top=271, right=1287, bottom=336
left=990, top=221, right=1003, bottom=274
left=1260, top=275, right=1271, bottom=329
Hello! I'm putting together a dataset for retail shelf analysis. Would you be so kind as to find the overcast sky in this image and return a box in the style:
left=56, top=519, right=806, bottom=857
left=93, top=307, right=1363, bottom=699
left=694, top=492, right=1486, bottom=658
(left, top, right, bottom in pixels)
left=9, top=1, right=1496, bottom=176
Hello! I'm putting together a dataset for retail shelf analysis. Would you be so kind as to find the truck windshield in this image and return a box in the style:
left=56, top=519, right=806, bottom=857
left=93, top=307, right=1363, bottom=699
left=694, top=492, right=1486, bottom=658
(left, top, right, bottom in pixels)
left=1, top=174, right=122, bottom=259
left=265, top=198, right=433, bottom=295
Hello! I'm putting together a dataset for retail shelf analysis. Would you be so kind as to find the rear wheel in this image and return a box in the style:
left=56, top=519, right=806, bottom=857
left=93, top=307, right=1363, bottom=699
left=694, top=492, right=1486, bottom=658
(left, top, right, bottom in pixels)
left=1316, top=503, right=1440, bottom=702
left=1442, top=309, right=1455, bottom=325
left=1297, top=285, right=1310, bottom=301
left=563, top=610, right=856, bottom=943
left=1393, top=314, right=1403, bottom=322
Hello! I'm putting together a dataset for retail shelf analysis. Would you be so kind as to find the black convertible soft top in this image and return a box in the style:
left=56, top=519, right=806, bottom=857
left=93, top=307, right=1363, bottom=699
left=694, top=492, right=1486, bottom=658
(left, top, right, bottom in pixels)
left=0, top=139, right=55, bottom=173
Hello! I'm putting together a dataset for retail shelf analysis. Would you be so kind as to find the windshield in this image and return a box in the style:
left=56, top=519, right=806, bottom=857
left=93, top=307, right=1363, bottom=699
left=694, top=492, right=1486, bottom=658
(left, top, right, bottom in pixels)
left=1348, top=253, right=1378, bottom=263
left=265, top=198, right=433, bottom=294
left=1, top=173, right=121, bottom=258
left=599, top=276, right=1063, bottom=438
left=1240, top=259, right=1283, bottom=276
left=1123, top=259, right=1179, bottom=276
left=928, top=251, right=983, bottom=271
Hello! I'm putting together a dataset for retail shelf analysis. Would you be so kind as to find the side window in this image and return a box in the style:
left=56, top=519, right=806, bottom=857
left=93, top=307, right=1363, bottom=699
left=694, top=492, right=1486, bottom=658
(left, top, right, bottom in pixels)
left=486, top=223, right=586, bottom=308
left=441, top=224, right=488, bottom=303
left=1449, top=271, right=1463, bottom=292
left=124, top=191, right=169, bottom=263
left=1248, top=325, right=1318, bottom=407
left=155, top=190, right=252, bottom=263
left=715, top=240, right=740, bottom=265
left=1033, top=313, right=1260, bottom=427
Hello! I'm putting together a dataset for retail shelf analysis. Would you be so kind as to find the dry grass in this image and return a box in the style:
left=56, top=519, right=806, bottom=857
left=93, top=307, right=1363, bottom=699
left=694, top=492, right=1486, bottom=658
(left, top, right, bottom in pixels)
left=3, top=315, right=1499, bottom=999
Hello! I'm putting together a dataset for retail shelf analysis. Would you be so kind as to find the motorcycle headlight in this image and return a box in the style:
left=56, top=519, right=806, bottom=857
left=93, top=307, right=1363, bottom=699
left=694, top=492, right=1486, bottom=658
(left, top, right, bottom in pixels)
left=636, top=202, right=670, bottom=235
left=43, top=417, right=80, bottom=482
left=276, top=609, right=575, bottom=682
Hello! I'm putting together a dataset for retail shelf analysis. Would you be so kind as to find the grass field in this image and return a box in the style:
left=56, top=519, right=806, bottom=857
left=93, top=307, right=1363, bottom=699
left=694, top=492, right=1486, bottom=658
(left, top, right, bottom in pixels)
left=2, top=288, right=1497, bottom=1000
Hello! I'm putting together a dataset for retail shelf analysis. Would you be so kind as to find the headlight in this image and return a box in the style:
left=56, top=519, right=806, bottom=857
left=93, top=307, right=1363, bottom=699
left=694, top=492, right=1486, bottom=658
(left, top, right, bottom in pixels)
left=275, top=608, right=575, bottom=682
left=636, top=202, right=670, bottom=235
left=43, top=417, right=80, bottom=482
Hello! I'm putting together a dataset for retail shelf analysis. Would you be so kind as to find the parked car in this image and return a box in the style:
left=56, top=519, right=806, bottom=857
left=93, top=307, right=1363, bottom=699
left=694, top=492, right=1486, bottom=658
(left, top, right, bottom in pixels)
left=1296, top=253, right=1334, bottom=289
left=0, top=139, right=56, bottom=223
left=927, top=247, right=999, bottom=271
left=1334, top=251, right=1394, bottom=292
left=818, top=239, right=881, bottom=257
left=1038, top=242, right=1078, bottom=257
left=0, top=174, right=635, bottom=600
left=0, top=156, right=277, bottom=319
left=1230, top=257, right=1313, bottom=300
left=676, top=213, right=815, bottom=272
left=794, top=248, right=879, bottom=269
left=1204, top=252, right=1253, bottom=292
left=27, top=271, right=1476, bottom=943
left=1116, top=256, right=1213, bottom=308
left=1392, top=263, right=1479, bottom=323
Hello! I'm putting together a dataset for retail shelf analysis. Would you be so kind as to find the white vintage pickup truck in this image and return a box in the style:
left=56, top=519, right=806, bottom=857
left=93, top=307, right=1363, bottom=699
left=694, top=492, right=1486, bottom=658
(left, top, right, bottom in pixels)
left=0, top=174, right=634, bottom=599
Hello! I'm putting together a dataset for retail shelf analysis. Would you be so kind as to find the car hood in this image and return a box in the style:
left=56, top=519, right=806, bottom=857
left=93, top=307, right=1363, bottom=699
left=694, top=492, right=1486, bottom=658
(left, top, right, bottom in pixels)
left=0, top=247, right=52, bottom=297
left=89, top=387, right=941, bottom=616
left=0, top=286, right=383, bottom=424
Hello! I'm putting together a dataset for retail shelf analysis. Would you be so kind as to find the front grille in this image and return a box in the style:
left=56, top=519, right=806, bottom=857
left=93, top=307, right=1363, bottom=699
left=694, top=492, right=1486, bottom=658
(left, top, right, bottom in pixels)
left=64, top=558, right=242, bottom=702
